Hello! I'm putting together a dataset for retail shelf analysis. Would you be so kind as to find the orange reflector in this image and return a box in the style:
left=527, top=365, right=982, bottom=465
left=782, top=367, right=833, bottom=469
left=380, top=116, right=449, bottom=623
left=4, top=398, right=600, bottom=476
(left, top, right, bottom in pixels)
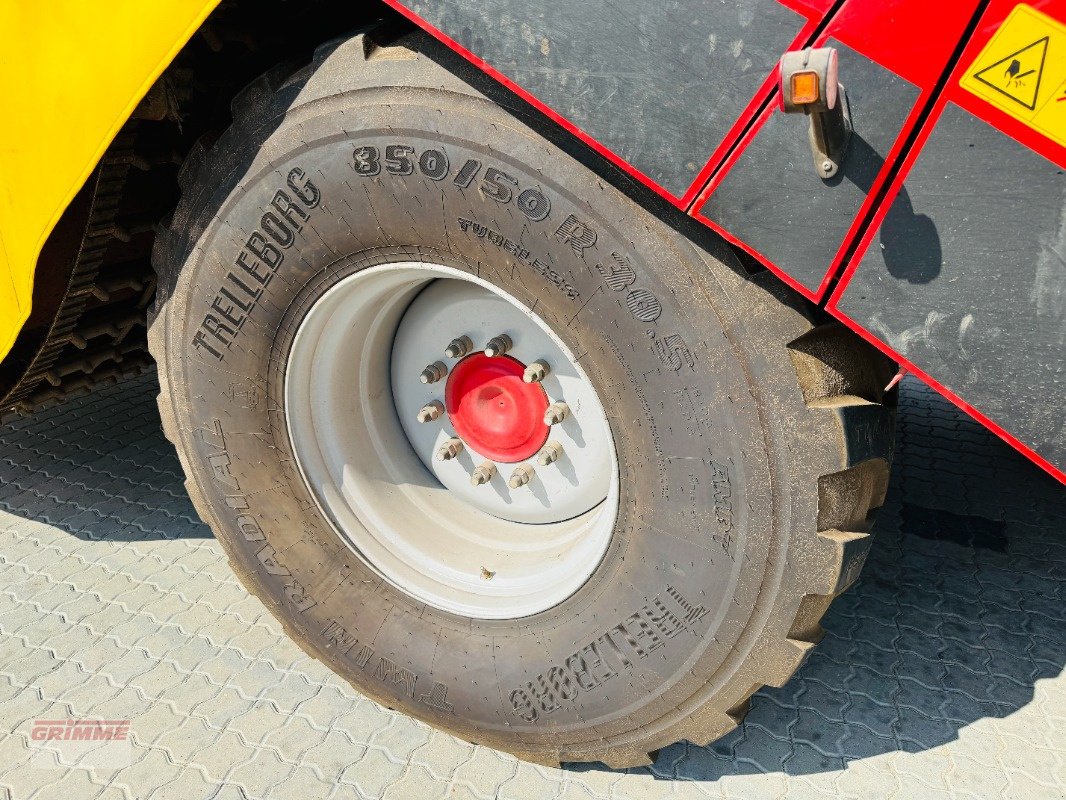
left=790, top=71, right=820, bottom=105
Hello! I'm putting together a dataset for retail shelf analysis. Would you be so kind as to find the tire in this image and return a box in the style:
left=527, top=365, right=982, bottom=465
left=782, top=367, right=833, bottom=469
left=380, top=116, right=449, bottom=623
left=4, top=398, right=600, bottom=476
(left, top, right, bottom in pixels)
left=149, top=27, right=895, bottom=767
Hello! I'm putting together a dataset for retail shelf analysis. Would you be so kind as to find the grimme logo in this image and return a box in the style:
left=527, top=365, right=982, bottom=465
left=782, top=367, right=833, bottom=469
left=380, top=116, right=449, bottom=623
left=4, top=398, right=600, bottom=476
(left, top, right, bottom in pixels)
left=28, top=719, right=132, bottom=769
left=30, top=719, right=130, bottom=741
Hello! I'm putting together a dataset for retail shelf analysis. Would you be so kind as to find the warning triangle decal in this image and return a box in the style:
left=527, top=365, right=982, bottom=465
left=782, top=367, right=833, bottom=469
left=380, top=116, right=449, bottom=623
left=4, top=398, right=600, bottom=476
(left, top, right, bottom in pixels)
left=973, top=36, right=1049, bottom=110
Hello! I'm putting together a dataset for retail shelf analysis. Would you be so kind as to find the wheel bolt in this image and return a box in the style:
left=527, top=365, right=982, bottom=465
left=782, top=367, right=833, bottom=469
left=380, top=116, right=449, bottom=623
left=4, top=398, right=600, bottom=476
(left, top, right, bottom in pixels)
left=508, top=464, right=535, bottom=489
left=544, top=402, right=570, bottom=426
left=419, top=361, right=448, bottom=384
left=436, top=437, right=464, bottom=461
left=444, top=335, right=474, bottom=359
left=536, top=441, right=564, bottom=466
left=416, top=401, right=445, bottom=423
left=523, top=359, right=550, bottom=384
left=484, top=333, right=513, bottom=357
left=470, top=461, right=497, bottom=486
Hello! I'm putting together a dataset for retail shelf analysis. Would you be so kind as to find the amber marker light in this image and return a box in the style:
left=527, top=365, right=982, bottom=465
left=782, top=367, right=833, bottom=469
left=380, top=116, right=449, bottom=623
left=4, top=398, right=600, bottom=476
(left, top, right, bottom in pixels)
left=790, top=70, right=820, bottom=105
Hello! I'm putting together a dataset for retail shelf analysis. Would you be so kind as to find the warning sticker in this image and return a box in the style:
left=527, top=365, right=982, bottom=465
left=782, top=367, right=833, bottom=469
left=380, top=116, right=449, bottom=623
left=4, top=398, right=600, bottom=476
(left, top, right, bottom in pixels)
left=960, top=4, right=1066, bottom=148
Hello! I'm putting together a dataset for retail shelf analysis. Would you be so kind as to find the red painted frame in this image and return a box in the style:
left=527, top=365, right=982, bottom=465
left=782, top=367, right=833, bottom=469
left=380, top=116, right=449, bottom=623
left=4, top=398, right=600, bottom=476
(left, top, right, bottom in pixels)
left=826, top=0, right=1066, bottom=485
left=692, top=0, right=982, bottom=303
left=382, top=0, right=828, bottom=210
left=384, top=0, right=1066, bottom=486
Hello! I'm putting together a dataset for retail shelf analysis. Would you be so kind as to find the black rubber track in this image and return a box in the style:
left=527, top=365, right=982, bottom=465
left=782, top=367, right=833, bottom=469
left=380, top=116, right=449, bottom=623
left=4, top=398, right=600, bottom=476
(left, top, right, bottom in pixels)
left=149, top=27, right=896, bottom=767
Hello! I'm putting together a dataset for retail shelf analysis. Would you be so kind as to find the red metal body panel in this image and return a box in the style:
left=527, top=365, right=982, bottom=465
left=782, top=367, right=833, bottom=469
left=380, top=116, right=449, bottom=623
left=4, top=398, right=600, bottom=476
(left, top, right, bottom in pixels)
left=382, top=0, right=826, bottom=210
left=830, top=0, right=1066, bottom=304
left=692, top=0, right=981, bottom=303
left=825, top=0, right=1066, bottom=485
left=387, top=0, right=1066, bottom=485
left=678, top=4, right=826, bottom=208
left=382, top=0, right=681, bottom=208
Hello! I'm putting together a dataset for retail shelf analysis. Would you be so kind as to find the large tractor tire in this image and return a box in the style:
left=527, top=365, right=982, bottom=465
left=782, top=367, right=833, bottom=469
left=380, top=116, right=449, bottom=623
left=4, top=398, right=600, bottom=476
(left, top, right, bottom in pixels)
left=149, top=27, right=895, bottom=767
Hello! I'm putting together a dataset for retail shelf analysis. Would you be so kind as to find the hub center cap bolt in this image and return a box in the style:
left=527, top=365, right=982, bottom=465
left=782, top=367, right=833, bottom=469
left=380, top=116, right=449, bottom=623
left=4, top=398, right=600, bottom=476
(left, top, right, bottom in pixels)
left=420, top=361, right=448, bottom=384
left=484, top=333, right=513, bottom=357
left=444, top=335, right=474, bottom=359
left=416, top=401, right=445, bottom=423
left=508, top=464, right=535, bottom=489
left=544, top=402, right=570, bottom=426
left=536, top=441, right=564, bottom=466
left=470, top=461, right=497, bottom=486
left=523, top=359, right=550, bottom=384
left=436, top=437, right=465, bottom=461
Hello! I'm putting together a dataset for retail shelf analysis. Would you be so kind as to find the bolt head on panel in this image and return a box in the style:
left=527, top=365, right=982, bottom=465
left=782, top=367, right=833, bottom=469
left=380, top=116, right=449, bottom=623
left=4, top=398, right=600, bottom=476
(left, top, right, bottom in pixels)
left=417, top=401, right=445, bottom=423
left=523, top=359, right=550, bottom=384
left=544, top=402, right=570, bottom=426
left=484, top=333, right=513, bottom=358
left=536, top=441, right=564, bottom=466
left=445, top=335, right=474, bottom=359
left=470, top=461, right=497, bottom=486
left=420, top=361, right=448, bottom=384
left=436, top=437, right=465, bottom=461
left=508, top=464, right=535, bottom=489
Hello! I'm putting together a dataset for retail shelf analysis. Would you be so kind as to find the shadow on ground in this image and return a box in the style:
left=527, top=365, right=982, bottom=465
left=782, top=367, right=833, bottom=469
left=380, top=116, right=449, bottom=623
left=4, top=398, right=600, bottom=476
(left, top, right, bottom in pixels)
left=0, top=376, right=210, bottom=542
left=1, top=373, right=1063, bottom=782
left=571, top=377, right=1066, bottom=779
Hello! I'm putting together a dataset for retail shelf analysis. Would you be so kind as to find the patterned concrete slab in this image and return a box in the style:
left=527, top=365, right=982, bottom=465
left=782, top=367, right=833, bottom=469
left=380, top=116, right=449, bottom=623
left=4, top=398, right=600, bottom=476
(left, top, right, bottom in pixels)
left=0, top=373, right=1062, bottom=800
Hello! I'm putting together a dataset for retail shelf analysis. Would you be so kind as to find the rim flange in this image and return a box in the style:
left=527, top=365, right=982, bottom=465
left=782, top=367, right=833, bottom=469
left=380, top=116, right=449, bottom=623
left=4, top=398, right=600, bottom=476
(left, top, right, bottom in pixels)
left=283, top=261, right=619, bottom=619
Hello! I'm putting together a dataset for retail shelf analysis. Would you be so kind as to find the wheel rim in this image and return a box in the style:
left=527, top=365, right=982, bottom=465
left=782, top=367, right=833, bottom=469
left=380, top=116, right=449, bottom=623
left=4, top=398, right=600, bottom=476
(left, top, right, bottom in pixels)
left=284, top=262, right=618, bottom=619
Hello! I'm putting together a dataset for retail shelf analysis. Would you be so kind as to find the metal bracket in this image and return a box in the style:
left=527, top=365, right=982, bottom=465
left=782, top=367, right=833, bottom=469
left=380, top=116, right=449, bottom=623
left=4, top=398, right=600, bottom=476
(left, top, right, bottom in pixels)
left=808, top=83, right=853, bottom=179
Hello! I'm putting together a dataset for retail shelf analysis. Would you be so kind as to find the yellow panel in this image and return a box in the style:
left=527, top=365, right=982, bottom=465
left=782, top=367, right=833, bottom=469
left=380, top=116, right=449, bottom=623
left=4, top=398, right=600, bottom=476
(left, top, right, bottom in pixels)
left=959, top=3, right=1066, bottom=148
left=0, top=0, right=221, bottom=361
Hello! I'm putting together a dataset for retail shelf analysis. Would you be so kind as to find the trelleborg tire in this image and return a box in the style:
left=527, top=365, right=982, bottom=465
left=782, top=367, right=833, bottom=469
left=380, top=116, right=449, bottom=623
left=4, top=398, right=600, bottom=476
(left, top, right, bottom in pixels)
left=149, top=28, right=896, bottom=767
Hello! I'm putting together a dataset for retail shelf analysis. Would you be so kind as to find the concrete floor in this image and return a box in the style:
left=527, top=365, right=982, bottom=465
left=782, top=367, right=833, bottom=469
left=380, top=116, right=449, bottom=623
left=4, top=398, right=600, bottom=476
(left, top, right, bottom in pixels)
left=0, top=373, right=1062, bottom=799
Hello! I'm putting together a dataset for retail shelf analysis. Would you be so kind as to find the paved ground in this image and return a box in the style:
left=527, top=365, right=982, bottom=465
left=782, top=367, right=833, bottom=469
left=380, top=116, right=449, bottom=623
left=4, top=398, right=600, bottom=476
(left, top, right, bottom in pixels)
left=0, top=373, right=1062, bottom=800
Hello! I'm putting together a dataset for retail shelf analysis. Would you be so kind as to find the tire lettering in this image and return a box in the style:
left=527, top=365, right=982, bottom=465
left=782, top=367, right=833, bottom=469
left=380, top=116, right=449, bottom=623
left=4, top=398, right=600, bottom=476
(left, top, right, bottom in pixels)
left=596, top=253, right=636, bottom=291
left=625, top=288, right=662, bottom=322
left=506, top=586, right=708, bottom=723
left=418, top=148, right=450, bottom=181
left=454, top=158, right=482, bottom=188
left=554, top=214, right=598, bottom=257
left=192, top=168, right=319, bottom=361
left=458, top=217, right=579, bottom=299
left=653, top=333, right=695, bottom=372
left=516, top=186, right=551, bottom=222
left=709, top=461, right=735, bottom=557
left=419, top=682, right=455, bottom=713
left=481, top=167, right=518, bottom=204
left=351, top=143, right=553, bottom=226
left=353, top=145, right=380, bottom=176
left=287, top=167, right=321, bottom=207
left=270, top=190, right=309, bottom=233
left=384, top=144, right=415, bottom=176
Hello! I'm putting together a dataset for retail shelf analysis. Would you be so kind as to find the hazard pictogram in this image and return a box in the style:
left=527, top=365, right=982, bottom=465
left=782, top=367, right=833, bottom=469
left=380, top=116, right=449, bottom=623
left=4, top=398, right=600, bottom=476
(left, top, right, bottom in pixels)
left=959, top=4, right=1066, bottom=148
left=972, top=36, right=1048, bottom=110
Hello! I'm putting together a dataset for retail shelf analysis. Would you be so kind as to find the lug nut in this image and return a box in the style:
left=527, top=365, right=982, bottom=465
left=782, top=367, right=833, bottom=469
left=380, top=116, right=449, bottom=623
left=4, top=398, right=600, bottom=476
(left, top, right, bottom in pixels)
left=419, top=361, right=448, bottom=384
left=544, top=402, right=570, bottom=426
left=484, top=334, right=513, bottom=358
left=523, top=359, right=550, bottom=384
left=436, top=437, right=465, bottom=461
left=416, top=401, right=445, bottom=423
left=444, top=335, right=474, bottom=359
left=536, top=441, right=564, bottom=466
left=508, top=464, right=535, bottom=489
left=470, top=461, right=497, bottom=486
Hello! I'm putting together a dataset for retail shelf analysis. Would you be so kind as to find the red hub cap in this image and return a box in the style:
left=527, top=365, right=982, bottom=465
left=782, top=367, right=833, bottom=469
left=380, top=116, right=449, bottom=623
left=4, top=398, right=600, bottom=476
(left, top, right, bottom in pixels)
left=445, top=354, right=549, bottom=463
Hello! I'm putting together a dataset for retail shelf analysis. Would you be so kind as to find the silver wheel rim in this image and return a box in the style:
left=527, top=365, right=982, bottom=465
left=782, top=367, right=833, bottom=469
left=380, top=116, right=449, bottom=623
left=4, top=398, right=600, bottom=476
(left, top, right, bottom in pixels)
left=284, top=262, right=618, bottom=619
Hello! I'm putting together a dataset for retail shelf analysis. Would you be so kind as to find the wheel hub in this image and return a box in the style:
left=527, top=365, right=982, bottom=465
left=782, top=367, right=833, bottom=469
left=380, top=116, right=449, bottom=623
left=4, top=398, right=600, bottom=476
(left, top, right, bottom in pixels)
left=445, top=354, right=549, bottom=463
left=285, top=262, right=618, bottom=618
left=391, top=278, right=612, bottom=525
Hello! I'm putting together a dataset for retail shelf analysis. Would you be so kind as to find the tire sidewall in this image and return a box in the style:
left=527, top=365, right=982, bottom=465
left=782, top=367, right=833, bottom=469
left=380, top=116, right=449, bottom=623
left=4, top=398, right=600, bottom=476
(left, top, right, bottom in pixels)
left=160, top=76, right=796, bottom=753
